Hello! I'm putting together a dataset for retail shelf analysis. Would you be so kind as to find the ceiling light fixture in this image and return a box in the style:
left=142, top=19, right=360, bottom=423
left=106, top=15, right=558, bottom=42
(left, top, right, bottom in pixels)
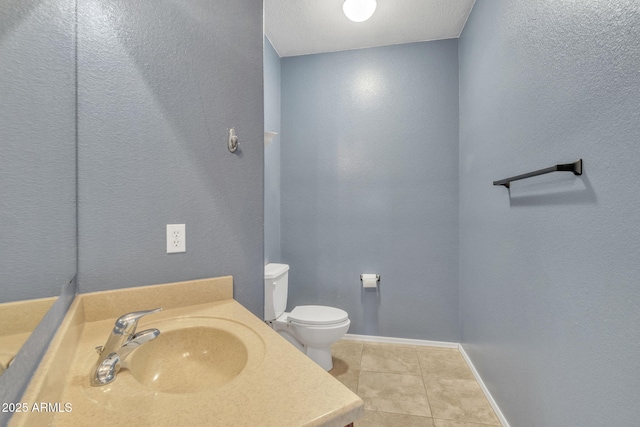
left=343, top=0, right=377, bottom=23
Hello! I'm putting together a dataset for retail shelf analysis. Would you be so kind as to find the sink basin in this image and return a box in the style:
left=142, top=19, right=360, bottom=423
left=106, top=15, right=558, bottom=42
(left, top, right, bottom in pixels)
left=123, top=317, right=264, bottom=394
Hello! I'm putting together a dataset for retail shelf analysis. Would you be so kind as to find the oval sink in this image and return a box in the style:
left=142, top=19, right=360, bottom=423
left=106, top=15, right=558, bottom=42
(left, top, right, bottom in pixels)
left=125, top=318, right=260, bottom=394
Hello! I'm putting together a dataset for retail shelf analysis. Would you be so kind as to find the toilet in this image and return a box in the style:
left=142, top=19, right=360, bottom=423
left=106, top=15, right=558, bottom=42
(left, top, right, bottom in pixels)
left=264, top=263, right=350, bottom=371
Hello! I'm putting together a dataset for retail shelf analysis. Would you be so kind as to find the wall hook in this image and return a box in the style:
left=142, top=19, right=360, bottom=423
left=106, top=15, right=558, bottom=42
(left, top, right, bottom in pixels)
left=228, top=128, right=239, bottom=153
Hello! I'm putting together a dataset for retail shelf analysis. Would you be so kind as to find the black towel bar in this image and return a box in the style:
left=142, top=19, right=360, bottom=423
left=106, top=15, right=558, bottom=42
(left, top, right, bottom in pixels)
left=493, top=159, right=582, bottom=189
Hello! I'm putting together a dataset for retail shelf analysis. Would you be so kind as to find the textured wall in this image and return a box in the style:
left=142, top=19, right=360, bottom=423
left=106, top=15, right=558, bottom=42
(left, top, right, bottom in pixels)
left=0, top=0, right=76, bottom=302
left=459, top=1, right=640, bottom=426
left=281, top=41, right=459, bottom=341
left=264, top=36, right=281, bottom=265
left=77, top=0, right=264, bottom=315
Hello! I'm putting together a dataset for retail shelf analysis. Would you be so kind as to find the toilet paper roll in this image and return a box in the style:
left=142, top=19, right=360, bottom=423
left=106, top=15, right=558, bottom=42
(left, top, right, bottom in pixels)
left=361, top=274, right=379, bottom=289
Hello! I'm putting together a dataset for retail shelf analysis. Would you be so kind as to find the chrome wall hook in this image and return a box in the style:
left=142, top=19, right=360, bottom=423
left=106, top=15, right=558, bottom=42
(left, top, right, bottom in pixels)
left=228, top=128, right=239, bottom=153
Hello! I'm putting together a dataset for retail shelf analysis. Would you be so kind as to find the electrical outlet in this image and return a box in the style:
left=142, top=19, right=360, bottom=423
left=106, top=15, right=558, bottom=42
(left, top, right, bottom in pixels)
left=166, top=224, right=186, bottom=253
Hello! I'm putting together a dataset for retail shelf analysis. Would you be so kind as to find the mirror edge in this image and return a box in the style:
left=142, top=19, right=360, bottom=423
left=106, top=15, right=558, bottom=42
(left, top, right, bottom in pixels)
left=0, top=276, right=77, bottom=421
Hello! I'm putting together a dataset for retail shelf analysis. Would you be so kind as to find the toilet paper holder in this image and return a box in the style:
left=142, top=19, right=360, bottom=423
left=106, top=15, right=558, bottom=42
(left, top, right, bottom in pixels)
left=361, top=274, right=380, bottom=290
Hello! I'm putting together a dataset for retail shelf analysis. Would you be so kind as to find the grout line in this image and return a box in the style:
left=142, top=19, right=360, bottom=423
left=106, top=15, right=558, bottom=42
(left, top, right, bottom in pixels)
left=433, top=416, right=502, bottom=427
left=415, top=345, right=435, bottom=420
left=366, top=409, right=437, bottom=420
left=458, top=344, right=510, bottom=427
left=354, top=342, right=363, bottom=397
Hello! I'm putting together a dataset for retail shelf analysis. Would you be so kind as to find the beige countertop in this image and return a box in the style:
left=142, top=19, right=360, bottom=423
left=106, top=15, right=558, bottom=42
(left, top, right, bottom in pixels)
left=10, top=277, right=363, bottom=426
left=0, top=297, right=57, bottom=374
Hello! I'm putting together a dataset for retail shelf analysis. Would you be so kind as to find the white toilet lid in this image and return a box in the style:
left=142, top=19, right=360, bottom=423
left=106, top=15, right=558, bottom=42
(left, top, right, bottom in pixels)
left=288, top=305, right=349, bottom=326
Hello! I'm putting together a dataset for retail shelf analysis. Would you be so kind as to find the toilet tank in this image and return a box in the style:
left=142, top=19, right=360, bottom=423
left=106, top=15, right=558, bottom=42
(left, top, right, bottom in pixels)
left=264, top=263, right=289, bottom=321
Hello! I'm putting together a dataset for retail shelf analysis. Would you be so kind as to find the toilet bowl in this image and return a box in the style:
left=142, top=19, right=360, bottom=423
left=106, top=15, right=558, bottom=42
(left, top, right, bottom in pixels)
left=272, top=305, right=350, bottom=370
left=264, top=264, right=350, bottom=371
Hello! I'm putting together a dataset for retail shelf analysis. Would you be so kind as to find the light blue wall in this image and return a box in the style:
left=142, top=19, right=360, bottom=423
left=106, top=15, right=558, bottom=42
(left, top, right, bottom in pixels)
left=264, top=36, right=281, bottom=264
left=77, top=0, right=264, bottom=316
left=0, top=0, right=76, bottom=302
left=459, top=1, right=640, bottom=426
left=281, top=41, right=460, bottom=341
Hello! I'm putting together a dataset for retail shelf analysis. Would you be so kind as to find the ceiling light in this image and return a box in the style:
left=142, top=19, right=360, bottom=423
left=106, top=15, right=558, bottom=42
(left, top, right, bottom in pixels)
left=343, top=0, right=377, bottom=23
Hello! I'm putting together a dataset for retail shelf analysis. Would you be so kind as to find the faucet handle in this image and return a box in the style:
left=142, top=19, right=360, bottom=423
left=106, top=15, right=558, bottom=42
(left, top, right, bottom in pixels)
left=113, top=307, right=162, bottom=336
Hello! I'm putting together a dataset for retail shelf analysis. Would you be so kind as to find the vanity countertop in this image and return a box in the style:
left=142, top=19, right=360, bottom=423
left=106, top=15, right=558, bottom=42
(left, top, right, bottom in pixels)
left=9, top=277, right=363, bottom=427
left=0, top=297, right=57, bottom=374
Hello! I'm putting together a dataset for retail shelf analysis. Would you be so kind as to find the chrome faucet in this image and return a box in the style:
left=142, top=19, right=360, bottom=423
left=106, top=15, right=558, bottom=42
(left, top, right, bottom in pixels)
left=91, top=308, right=162, bottom=386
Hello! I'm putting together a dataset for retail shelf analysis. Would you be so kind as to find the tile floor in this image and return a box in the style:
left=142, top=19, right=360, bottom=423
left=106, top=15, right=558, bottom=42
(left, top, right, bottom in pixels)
left=329, top=340, right=501, bottom=427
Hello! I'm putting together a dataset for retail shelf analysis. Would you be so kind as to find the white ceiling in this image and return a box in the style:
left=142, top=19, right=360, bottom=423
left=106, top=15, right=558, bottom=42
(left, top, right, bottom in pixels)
left=265, top=0, right=476, bottom=57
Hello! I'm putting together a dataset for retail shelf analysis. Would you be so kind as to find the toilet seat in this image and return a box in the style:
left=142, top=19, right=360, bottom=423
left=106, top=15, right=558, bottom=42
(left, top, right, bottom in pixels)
left=288, top=305, right=348, bottom=326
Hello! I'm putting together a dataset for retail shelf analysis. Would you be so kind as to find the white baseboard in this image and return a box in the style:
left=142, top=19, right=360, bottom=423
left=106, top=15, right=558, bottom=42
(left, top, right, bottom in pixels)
left=342, top=334, right=509, bottom=427
left=343, top=333, right=458, bottom=348
left=458, top=344, right=510, bottom=427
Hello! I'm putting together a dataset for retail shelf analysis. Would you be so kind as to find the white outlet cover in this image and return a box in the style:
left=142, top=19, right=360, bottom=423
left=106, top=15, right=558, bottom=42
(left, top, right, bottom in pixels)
left=166, top=224, right=186, bottom=253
